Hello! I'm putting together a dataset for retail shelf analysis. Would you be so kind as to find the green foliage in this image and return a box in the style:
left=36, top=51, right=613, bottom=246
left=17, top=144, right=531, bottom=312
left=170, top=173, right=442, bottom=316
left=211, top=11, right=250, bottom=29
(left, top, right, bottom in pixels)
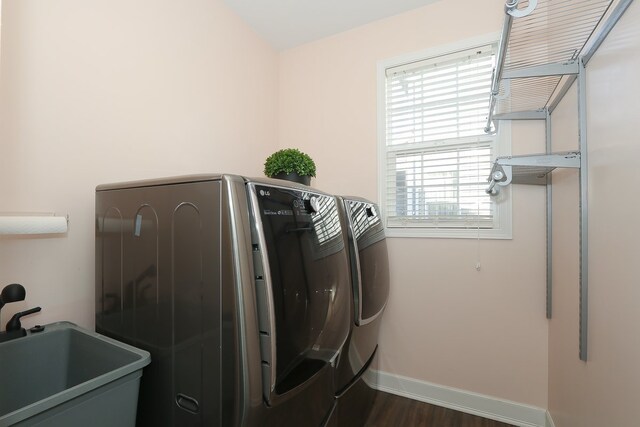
left=264, top=148, right=317, bottom=178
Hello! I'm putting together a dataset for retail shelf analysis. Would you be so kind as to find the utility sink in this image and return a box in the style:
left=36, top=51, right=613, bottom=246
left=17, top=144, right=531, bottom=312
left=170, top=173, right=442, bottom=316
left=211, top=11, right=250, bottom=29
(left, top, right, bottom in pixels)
left=0, top=321, right=150, bottom=427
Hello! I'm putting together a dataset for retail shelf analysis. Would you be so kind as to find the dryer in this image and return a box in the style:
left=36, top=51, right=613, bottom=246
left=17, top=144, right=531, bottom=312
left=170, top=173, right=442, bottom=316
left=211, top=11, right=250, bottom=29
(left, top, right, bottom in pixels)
left=95, top=174, right=351, bottom=426
left=332, top=197, right=390, bottom=427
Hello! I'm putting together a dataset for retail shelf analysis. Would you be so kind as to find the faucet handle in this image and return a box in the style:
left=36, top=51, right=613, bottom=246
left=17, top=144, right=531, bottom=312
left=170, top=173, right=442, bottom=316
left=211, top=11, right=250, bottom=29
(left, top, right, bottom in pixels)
left=6, top=306, right=42, bottom=332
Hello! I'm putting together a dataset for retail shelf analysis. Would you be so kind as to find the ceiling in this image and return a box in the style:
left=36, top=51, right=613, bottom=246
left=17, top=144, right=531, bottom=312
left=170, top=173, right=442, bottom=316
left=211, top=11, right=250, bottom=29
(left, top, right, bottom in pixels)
left=223, top=0, right=442, bottom=51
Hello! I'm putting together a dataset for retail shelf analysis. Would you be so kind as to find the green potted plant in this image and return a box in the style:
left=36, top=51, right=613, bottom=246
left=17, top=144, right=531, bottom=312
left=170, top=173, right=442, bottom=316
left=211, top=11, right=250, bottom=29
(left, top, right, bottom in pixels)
left=264, top=148, right=316, bottom=186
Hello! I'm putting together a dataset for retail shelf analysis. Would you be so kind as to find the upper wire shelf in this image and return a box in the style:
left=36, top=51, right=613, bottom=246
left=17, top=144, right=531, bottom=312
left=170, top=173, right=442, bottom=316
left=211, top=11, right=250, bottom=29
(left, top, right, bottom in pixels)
left=485, top=0, right=623, bottom=130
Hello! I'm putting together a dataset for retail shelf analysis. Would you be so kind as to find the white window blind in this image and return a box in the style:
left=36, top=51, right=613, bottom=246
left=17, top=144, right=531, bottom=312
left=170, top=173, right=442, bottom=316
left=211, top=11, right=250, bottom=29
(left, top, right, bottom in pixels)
left=387, top=141, right=493, bottom=228
left=381, top=44, right=503, bottom=234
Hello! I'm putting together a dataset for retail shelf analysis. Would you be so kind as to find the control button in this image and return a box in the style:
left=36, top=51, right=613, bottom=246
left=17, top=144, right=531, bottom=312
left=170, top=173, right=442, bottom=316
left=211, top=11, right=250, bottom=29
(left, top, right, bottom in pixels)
left=309, top=196, right=320, bottom=213
left=30, top=325, right=45, bottom=333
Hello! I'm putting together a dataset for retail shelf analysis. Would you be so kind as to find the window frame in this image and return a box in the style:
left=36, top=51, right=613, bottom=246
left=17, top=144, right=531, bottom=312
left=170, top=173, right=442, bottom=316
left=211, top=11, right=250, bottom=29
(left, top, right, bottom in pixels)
left=377, top=33, right=512, bottom=240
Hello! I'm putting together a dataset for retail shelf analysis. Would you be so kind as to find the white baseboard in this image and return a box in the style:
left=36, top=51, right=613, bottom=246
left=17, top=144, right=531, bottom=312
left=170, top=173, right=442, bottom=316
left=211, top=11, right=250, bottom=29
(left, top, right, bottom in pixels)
left=364, top=369, right=548, bottom=427
left=546, top=411, right=556, bottom=427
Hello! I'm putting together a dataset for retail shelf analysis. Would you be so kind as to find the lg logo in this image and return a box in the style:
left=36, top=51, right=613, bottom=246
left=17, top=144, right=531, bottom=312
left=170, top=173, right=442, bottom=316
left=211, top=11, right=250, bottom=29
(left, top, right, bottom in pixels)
left=259, top=189, right=271, bottom=197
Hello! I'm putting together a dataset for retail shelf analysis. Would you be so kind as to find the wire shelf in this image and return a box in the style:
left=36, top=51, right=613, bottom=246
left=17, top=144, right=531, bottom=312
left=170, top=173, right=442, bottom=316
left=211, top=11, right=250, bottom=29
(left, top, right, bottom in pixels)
left=506, top=0, right=613, bottom=69
left=492, top=0, right=616, bottom=116
left=485, top=0, right=633, bottom=363
left=496, top=75, right=561, bottom=114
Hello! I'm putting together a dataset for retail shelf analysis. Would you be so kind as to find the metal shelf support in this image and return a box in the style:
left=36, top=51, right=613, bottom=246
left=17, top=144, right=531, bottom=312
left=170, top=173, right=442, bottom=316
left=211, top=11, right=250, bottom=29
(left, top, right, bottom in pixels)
left=578, top=59, right=589, bottom=361
left=546, top=109, right=553, bottom=320
left=484, top=0, right=633, bottom=361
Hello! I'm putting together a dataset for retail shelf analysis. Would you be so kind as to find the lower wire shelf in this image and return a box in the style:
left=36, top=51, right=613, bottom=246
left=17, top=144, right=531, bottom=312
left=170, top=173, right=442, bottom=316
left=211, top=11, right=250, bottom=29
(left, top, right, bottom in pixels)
left=486, top=151, right=580, bottom=193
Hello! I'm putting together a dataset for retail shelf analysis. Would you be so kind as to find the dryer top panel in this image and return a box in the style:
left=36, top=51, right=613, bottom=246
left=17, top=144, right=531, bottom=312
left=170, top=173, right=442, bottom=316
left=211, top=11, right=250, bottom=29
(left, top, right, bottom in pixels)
left=96, top=174, right=326, bottom=193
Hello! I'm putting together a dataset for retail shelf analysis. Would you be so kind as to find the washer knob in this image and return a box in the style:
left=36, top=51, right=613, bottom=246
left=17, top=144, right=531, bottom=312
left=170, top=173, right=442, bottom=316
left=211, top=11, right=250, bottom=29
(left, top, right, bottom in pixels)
left=309, top=197, right=320, bottom=213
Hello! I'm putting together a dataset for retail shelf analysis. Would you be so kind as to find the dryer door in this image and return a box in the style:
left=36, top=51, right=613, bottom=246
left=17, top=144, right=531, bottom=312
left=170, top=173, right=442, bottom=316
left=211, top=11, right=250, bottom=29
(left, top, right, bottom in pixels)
left=344, top=200, right=389, bottom=326
left=248, top=184, right=350, bottom=405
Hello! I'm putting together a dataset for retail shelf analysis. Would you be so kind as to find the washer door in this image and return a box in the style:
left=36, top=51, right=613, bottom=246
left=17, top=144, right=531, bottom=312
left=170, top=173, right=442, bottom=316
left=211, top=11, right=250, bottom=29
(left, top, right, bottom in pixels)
left=248, top=184, right=350, bottom=404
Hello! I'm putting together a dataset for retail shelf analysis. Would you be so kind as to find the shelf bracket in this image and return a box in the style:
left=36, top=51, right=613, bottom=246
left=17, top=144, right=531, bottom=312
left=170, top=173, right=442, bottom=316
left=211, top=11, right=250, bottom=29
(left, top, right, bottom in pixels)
left=494, top=110, right=547, bottom=121
left=502, top=61, right=580, bottom=79
left=486, top=152, right=580, bottom=194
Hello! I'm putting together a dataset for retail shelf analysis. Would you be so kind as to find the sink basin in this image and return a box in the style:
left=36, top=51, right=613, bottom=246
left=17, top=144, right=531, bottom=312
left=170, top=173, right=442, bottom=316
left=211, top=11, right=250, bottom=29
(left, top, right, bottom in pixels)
left=0, top=321, right=150, bottom=426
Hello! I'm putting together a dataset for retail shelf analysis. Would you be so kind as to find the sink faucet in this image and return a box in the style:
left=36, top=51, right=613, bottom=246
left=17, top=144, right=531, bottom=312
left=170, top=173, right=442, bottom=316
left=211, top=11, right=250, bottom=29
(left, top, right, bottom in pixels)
left=0, top=283, right=26, bottom=312
left=0, top=283, right=41, bottom=343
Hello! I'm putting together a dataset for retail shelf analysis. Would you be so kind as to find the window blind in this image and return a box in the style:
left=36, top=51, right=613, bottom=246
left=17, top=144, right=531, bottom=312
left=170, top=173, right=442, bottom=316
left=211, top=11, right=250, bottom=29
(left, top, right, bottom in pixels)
left=383, top=45, right=495, bottom=230
left=386, top=142, right=493, bottom=228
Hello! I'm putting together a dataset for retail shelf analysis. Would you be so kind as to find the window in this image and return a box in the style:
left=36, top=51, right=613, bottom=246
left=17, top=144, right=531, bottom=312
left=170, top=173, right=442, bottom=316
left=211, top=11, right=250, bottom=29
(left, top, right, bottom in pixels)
left=378, top=38, right=511, bottom=239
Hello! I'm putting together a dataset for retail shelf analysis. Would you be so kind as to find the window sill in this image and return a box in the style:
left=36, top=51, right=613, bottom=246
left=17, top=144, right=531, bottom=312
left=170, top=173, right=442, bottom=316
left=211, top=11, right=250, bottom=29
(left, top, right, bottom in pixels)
left=384, top=227, right=512, bottom=240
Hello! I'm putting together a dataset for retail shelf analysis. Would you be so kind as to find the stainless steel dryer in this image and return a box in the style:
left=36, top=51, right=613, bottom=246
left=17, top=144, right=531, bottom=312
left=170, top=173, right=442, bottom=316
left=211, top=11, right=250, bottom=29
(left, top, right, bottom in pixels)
left=95, top=174, right=351, bottom=427
left=332, top=197, right=390, bottom=427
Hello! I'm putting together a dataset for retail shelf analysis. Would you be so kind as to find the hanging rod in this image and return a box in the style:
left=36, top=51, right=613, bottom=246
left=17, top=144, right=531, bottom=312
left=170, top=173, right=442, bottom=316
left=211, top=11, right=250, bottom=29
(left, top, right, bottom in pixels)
left=485, top=0, right=538, bottom=133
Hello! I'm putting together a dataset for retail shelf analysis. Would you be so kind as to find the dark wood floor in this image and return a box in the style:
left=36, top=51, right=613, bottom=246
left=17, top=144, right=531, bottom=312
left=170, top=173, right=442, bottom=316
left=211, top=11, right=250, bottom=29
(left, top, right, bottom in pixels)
left=364, top=392, right=515, bottom=427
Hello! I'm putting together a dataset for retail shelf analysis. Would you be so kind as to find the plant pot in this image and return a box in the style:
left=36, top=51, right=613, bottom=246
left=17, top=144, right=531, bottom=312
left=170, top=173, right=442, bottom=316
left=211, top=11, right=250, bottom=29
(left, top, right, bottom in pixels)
left=273, top=172, right=311, bottom=186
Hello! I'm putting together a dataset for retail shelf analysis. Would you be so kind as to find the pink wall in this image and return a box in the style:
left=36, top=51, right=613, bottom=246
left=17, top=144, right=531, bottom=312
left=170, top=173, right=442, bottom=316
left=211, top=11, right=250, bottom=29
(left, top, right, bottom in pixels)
left=1, top=0, right=558, bottom=412
left=0, top=0, right=278, bottom=328
left=279, top=0, right=549, bottom=407
left=548, top=1, right=640, bottom=425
